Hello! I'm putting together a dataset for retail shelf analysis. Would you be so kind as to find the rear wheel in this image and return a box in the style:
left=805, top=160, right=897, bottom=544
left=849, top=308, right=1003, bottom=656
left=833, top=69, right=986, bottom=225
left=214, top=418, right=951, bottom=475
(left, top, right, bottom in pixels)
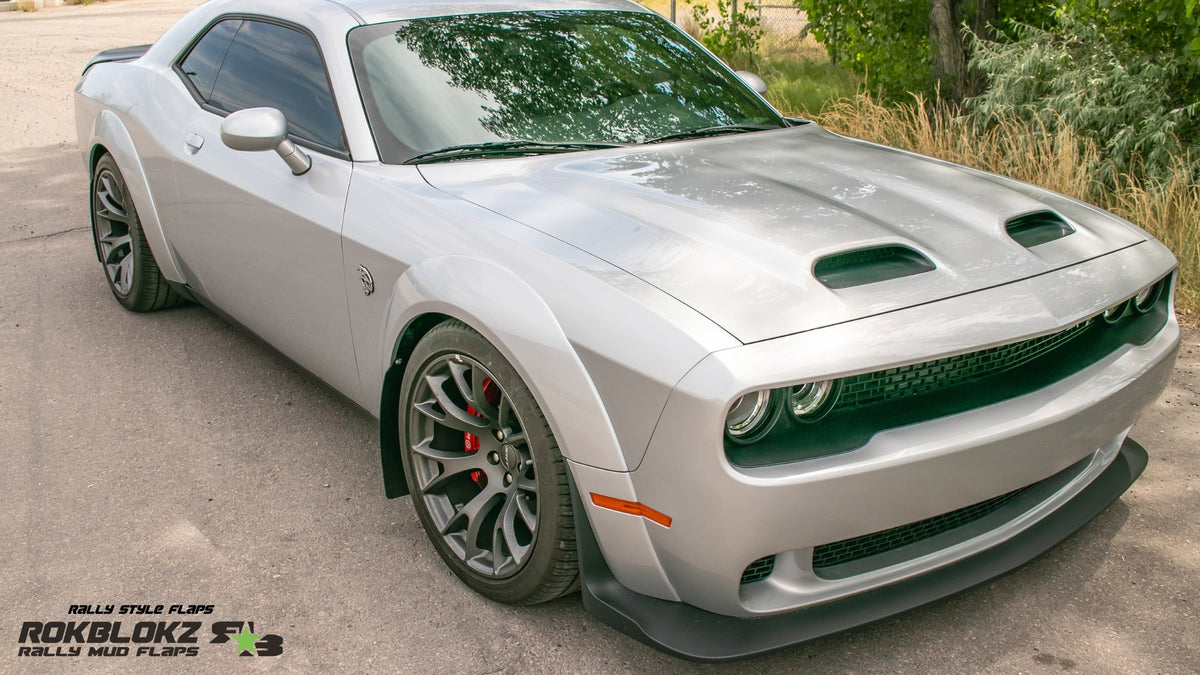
left=400, top=321, right=578, bottom=604
left=90, top=154, right=184, bottom=311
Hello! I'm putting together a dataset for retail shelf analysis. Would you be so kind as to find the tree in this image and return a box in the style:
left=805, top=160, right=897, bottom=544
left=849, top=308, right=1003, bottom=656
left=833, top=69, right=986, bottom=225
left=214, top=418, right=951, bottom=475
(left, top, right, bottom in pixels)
left=794, top=0, right=1053, bottom=100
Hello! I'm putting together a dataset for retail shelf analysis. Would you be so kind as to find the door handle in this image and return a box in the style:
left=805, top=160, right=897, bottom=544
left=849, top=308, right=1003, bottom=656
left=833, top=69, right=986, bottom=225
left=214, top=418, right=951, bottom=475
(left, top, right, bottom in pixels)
left=185, top=133, right=205, bottom=154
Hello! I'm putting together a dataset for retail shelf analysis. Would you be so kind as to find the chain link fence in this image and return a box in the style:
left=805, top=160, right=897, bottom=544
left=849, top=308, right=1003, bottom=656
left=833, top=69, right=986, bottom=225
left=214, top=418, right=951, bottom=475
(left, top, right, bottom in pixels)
left=758, top=4, right=808, bottom=39
left=655, top=2, right=808, bottom=41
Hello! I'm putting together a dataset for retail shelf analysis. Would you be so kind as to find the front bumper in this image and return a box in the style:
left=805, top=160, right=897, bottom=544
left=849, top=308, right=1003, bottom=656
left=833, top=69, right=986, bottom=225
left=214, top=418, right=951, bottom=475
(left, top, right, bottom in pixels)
left=575, top=438, right=1148, bottom=661
left=566, top=242, right=1178, bottom=619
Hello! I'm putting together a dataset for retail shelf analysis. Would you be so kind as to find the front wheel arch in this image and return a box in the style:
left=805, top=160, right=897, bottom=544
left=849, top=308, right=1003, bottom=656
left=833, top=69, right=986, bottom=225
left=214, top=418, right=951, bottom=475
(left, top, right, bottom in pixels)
left=374, top=255, right=631, bottom=498
left=380, top=312, right=453, bottom=498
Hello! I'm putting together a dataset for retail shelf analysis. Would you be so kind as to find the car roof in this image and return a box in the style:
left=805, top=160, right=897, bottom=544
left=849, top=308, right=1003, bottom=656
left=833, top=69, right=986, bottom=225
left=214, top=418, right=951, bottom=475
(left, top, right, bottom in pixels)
left=328, top=0, right=652, bottom=24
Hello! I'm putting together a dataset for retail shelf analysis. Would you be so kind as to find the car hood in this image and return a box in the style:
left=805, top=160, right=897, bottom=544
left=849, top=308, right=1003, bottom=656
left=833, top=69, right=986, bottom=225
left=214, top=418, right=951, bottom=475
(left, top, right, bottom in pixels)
left=419, top=124, right=1146, bottom=344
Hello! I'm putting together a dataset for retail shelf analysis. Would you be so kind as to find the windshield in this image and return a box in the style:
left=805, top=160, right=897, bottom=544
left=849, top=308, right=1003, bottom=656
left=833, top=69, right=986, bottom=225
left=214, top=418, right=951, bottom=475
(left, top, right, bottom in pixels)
left=348, top=10, right=786, bottom=164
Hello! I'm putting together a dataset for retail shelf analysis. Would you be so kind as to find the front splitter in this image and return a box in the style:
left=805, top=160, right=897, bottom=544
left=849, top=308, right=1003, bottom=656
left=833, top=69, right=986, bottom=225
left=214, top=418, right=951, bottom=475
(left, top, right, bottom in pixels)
left=573, top=438, right=1148, bottom=661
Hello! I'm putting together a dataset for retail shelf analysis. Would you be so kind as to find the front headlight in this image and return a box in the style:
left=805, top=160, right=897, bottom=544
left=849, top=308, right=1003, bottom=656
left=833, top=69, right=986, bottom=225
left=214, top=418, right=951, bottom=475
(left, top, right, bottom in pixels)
left=724, top=381, right=839, bottom=444
left=788, top=380, right=840, bottom=422
left=725, top=389, right=781, bottom=444
left=1133, top=278, right=1165, bottom=314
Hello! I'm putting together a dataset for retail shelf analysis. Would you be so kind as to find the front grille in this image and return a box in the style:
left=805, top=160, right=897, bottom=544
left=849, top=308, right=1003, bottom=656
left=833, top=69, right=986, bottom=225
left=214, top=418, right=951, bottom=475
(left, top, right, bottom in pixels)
left=837, top=319, right=1094, bottom=410
left=812, top=484, right=1035, bottom=571
left=740, top=555, right=776, bottom=585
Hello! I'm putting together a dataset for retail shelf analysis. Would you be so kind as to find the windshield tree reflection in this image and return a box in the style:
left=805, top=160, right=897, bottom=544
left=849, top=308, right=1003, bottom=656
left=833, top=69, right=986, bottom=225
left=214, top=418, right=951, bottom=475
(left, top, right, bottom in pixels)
left=349, top=11, right=785, bottom=163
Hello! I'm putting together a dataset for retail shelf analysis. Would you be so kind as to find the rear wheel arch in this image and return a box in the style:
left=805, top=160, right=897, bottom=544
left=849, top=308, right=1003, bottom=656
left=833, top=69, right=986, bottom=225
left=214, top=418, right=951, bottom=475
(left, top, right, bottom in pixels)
left=89, top=143, right=110, bottom=178
left=87, top=144, right=111, bottom=263
left=86, top=110, right=185, bottom=284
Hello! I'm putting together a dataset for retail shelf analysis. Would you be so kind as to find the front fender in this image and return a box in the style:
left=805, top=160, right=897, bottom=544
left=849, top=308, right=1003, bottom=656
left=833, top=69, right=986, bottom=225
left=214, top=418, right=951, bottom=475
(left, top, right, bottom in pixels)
left=84, top=109, right=185, bottom=283
left=380, top=255, right=629, bottom=485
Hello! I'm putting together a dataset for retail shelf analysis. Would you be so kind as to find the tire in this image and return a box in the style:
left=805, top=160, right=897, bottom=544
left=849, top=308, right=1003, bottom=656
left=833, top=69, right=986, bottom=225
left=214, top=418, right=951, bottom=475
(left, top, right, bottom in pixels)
left=90, top=154, right=185, bottom=311
left=400, top=320, right=578, bottom=604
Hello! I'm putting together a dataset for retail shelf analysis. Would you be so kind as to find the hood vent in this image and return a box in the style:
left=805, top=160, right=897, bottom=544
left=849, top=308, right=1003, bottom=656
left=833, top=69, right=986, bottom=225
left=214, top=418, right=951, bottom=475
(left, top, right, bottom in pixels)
left=1006, top=211, right=1075, bottom=248
left=814, top=245, right=935, bottom=289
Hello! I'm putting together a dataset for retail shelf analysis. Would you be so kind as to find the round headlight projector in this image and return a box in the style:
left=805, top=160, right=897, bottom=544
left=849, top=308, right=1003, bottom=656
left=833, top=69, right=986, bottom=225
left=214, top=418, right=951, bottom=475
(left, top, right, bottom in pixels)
left=789, top=380, right=840, bottom=422
left=1133, top=280, right=1163, bottom=314
left=725, top=390, right=780, bottom=444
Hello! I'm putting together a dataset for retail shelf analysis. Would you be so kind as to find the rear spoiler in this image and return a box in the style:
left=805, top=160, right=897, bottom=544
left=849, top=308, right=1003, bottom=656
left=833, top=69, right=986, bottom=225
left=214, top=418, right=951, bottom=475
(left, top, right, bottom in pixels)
left=82, top=44, right=152, bottom=75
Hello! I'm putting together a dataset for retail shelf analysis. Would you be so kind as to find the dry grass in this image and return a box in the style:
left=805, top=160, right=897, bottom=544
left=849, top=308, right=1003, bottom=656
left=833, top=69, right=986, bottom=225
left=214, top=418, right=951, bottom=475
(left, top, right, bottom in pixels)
left=1108, top=168, right=1200, bottom=317
left=812, top=94, right=1199, bottom=318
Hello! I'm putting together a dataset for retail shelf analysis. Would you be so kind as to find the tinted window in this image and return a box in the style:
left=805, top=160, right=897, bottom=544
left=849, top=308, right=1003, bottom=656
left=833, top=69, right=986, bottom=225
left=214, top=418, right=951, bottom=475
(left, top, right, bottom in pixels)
left=207, top=20, right=345, bottom=151
left=349, top=11, right=784, bottom=163
left=179, top=19, right=241, bottom=101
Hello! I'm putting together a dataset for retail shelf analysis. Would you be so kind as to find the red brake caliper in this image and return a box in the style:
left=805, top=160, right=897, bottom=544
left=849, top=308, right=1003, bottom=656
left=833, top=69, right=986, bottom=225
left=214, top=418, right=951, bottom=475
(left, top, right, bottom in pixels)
left=464, top=378, right=502, bottom=485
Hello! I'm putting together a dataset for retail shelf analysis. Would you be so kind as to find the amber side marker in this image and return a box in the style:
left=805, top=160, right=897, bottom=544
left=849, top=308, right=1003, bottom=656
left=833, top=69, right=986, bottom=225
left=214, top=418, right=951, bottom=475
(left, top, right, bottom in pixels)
left=590, top=493, right=673, bottom=528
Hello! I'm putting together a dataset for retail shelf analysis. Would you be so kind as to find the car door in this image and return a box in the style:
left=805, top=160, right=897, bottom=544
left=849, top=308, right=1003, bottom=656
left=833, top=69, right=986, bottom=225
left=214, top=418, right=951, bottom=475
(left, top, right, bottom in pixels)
left=165, top=18, right=360, bottom=398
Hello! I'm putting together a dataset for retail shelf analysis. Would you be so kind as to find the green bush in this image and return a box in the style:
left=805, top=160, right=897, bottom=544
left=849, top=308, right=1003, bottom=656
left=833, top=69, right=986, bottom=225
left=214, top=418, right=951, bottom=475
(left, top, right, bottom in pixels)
left=691, top=0, right=763, bottom=69
left=792, top=0, right=934, bottom=99
left=968, top=15, right=1200, bottom=184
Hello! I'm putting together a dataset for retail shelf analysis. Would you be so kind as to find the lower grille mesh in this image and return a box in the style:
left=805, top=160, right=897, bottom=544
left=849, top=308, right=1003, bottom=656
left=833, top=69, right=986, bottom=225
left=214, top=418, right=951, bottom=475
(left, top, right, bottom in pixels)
left=812, top=484, right=1035, bottom=571
left=837, top=319, right=1093, bottom=409
left=740, top=555, right=776, bottom=585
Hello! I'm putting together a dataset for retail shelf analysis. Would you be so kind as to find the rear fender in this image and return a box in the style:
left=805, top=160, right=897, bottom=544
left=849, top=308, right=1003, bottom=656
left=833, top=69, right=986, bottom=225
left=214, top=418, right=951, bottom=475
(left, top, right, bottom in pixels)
left=86, top=110, right=185, bottom=283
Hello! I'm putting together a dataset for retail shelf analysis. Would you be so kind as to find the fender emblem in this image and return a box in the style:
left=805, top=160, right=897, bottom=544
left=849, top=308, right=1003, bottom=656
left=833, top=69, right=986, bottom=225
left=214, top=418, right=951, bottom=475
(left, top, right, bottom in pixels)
left=357, top=265, right=374, bottom=296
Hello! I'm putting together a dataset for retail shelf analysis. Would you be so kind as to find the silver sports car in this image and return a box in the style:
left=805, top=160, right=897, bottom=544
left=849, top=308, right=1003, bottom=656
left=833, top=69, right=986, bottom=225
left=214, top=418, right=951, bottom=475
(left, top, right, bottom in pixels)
left=74, top=0, right=1180, bottom=660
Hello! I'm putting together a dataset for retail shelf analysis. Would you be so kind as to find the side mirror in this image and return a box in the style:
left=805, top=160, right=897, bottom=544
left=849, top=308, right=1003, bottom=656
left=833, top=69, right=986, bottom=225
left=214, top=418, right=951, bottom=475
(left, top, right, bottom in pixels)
left=735, top=70, right=768, bottom=95
left=220, top=107, right=311, bottom=176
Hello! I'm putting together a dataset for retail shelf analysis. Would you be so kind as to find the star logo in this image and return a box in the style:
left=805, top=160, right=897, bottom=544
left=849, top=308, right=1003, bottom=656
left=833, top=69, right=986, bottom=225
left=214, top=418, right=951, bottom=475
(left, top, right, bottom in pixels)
left=231, top=624, right=261, bottom=656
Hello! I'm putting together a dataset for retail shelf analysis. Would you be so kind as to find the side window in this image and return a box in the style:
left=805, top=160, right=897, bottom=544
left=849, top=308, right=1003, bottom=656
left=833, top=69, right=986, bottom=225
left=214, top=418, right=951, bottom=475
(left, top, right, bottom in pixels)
left=179, top=19, right=241, bottom=101
left=207, top=20, right=346, bottom=152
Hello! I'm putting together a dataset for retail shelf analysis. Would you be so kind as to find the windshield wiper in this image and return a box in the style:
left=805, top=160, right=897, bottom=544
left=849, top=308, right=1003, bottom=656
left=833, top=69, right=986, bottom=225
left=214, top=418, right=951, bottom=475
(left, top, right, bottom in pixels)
left=406, top=140, right=624, bottom=165
left=644, top=124, right=780, bottom=145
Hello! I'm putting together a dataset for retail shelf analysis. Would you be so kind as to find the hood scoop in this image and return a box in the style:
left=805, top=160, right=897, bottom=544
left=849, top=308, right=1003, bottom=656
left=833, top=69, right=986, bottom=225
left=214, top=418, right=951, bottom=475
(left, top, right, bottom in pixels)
left=1006, top=211, right=1075, bottom=248
left=814, top=246, right=936, bottom=290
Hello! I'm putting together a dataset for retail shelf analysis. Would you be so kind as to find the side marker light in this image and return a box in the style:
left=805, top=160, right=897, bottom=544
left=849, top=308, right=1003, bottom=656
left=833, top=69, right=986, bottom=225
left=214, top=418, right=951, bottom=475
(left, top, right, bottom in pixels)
left=590, top=493, right=673, bottom=528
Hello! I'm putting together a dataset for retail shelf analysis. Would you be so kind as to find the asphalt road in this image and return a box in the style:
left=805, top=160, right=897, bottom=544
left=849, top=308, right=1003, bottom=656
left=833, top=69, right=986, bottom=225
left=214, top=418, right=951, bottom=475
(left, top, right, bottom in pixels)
left=2, top=1, right=1199, bottom=672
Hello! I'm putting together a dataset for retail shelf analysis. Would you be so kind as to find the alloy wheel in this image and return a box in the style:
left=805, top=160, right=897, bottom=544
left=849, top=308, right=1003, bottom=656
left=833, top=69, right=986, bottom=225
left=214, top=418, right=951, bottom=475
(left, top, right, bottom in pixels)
left=407, top=353, right=539, bottom=578
left=92, top=168, right=135, bottom=296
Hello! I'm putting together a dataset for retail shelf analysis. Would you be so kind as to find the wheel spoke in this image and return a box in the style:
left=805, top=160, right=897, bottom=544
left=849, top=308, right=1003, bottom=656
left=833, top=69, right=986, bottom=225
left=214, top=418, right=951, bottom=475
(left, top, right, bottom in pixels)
left=441, top=485, right=501, bottom=536
left=514, top=492, right=537, bottom=531
left=427, top=374, right=490, bottom=432
left=444, top=489, right=504, bottom=565
left=411, top=439, right=490, bottom=494
left=501, top=497, right=532, bottom=567
left=515, top=470, right=537, bottom=492
left=116, top=256, right=134, bottom=290
left=96, top=176, right=130, bottom=223
left=490, top=516, right=505, bottom=574
left=449, top=360, right=500, bottom=423
left=100, top=233, right=132, bottom=265
left=499, top=396, right=524, bottom=436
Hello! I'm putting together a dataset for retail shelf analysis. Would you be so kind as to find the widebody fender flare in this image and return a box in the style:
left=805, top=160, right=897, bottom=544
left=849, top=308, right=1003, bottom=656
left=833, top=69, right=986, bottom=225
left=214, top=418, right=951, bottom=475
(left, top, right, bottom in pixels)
left=378, top=255, right=629, bottom=497
left=85, top=109, right=185, bottom=283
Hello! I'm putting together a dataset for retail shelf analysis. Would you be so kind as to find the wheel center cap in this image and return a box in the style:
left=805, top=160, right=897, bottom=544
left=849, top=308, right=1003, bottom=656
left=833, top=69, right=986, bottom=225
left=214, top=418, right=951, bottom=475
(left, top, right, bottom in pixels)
left=500, top=443, right=521, bottom=472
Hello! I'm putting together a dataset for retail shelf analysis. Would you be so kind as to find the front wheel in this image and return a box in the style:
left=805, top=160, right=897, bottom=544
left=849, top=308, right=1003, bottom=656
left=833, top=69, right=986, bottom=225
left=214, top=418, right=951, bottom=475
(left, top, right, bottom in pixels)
left=400, top=321, right=578, bottom=604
